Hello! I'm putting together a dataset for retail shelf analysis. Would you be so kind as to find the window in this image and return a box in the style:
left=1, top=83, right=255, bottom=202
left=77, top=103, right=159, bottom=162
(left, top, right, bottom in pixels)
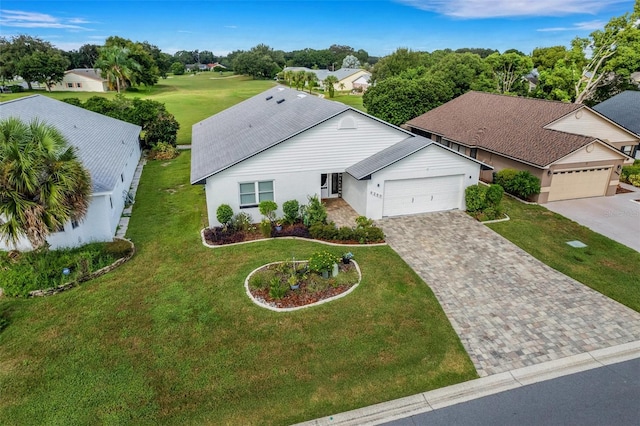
left=67, top=83, right=73, bottom=88
left=470, top=148, right=478, bottom=159
left=55, top=224, right=65, bottom=233
left=110, top=196, right=113, bottom=209
left=622, top=145, right=633, bottom=155
left=451, top=142, right=460, bottom=152
left=121, top=173, right=124, bottom=182
left=71, top=220, right=79, bottom=229
left=239, top=180, right=274, bottom=207
left=436, top=135, right=442, bottom=143
left=76, top=82, right=82, bottom=88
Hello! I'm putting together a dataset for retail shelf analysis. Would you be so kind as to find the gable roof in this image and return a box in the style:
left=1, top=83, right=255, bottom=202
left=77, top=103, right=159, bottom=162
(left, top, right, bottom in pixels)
left=592, top=91, right=640, bottom=137
left=346, top=135, right=490, bottom=180
left=191, top=86, right=349, bottom=184
left=65, top=69, right=105, bottom=81
left=0, top=95, right=141, bottom=193
left=406, top=91, right=598, bottom=168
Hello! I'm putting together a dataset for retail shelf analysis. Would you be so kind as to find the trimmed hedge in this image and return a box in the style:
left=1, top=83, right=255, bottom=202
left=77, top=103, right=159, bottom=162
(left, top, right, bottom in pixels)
left=495, top=169, right=540, bottom=200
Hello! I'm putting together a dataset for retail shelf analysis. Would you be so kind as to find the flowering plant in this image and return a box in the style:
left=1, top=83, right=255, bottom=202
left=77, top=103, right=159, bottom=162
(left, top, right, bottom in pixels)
left=308, top=251, right=339, bottom=273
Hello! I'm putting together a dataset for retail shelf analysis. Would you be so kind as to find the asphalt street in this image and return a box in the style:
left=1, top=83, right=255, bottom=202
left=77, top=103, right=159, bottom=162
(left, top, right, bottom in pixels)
left=384, top=357, right=640, bottom=426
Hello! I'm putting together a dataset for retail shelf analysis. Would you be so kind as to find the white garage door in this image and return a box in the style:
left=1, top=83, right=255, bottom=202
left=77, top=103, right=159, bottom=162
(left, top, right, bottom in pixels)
left=383, top=175, right=464, bottom=217
left=547, top=167, right=611, bottom=202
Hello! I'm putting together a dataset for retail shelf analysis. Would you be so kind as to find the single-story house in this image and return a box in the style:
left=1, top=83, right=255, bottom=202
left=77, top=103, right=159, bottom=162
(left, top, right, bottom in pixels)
left=190, top=87, right=490, bottom=227
left=592, top=91, right=640, bottom=158
left=283, top=67, right=372, bottom=92
left=206, top=62, right=227, bottom=70
left=0, top=95, right=141, bottom=251
left=405, top=91, right=637, bottom=203
left=186, top=63, right=209, bottom=72
left=50, top=69, right=109, bottom=92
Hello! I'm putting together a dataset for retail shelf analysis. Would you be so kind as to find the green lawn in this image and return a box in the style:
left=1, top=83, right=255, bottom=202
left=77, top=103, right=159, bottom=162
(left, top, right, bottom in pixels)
left=0, top=152, right=476, bottom=425
left=487, top=196, right=640, bottom=312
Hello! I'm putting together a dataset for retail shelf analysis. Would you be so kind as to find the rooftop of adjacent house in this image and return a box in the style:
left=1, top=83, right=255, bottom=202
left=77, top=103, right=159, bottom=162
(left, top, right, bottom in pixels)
left=191, top=86, right=350, bottom=184
left=406, top=91, right=598, bottom=168
left=592, top=90, right=640, bottom=137
left=65, top=68, right=105, bottom=81
left=283, top=67, right=369, bottom=82
left=0, top=95, right=141, bottom=193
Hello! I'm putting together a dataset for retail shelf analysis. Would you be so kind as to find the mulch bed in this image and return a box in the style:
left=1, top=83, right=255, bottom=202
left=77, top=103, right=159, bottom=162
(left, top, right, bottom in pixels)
left=249, top=262, right=357, bottom=309
left=616, top=185, right=633, bottom=194
left=204, top=223, right=382, bottom=245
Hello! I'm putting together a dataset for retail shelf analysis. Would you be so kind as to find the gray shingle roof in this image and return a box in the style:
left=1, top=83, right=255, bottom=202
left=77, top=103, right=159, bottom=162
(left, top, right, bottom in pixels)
left=592, top=91, right=640, bottom=137
left=346, top=135, right=490, bottom=180
left=406, top=91, right=596, bottom=168
left=66, top=68, right=105, bottom=81
left=190, top=86, right=349, bottom=184
left=0, top=95, right=141, bottom=193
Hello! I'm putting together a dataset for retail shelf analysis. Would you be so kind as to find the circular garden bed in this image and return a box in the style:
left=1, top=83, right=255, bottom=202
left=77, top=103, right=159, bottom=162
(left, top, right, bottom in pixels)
left=245, top=252, right=361, bottom=311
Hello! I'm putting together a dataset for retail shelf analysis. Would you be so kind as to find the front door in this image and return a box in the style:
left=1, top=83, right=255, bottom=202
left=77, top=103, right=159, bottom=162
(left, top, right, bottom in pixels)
left=320, top=173, right=341, bottom=199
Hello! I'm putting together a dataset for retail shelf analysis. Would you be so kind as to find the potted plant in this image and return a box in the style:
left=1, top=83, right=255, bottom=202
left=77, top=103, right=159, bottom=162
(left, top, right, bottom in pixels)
left=342, top=252, right=353, bottom=264
left=288, top=275, right=299, bottom=290
left=275, top=220, right=283, bottom=232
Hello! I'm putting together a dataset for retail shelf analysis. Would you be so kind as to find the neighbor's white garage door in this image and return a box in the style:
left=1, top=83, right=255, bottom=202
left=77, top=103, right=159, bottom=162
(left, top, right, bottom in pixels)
left=547, top=167, right=611, bottom=202
left=382, top=175, right=464, bottom=217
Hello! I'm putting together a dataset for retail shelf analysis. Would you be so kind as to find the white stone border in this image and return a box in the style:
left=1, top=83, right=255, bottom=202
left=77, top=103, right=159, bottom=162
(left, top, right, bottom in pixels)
left=481, top=213, right=511, bottom=224
left=244, top=260, right=362, bottom=312
left=200, top=228, right=387, bottom=249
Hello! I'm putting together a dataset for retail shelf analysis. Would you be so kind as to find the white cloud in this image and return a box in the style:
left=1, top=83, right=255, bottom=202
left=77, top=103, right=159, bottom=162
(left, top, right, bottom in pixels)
left=0, top=9, right=92, bottom=30
left=396, top=0, right=630, bottom=18
left=537, top=20, right=606, bottom=32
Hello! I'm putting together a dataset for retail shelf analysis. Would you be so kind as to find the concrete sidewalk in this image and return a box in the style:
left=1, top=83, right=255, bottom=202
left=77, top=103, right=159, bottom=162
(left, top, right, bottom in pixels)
left=297, top=341, right=640, bottom=426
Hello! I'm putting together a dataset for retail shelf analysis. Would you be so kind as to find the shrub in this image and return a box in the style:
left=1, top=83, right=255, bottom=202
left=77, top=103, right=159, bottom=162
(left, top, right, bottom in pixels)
left=485, top=184, right=504, bottom=207
left=258, top=200, right=278, bottom=222
left=495, top=168, right=518, bottom=188
left=303, top=195, right=327, bottom=226
left=104, top=240, right=133, bottom=258
left=465, top=185, right=487, bottom=212
left=629, top=174, right=640, bottom=187
left=621, top=164, right=640, bottom=186
left=355, top=216, right=373, bottom=228
left=282, top=200, right=300, bottom=225
left=216, top=204, right=234, bottom=226
left=260, top=219, right=272, bottom=238
left=495, top=169, right=540, bottom=200
left=230, top=212, right=252, bottom=232
left=309, top=223, right=338, bottom=240
left=148, top=142, right=179, bottom=160
left=337, top=226, right=355, bottom=241
left=510, top=171, right=541, bottom=199
left=308, top=251, right=340, bottom=273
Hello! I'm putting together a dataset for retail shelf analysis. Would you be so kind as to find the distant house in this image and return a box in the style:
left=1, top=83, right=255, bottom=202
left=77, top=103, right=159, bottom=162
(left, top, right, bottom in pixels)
left=593, top=91, right=640, bottom=158
left=405, top=91, right=637, bottom=203
left=191, top=87, right=489, bottom=227
left=206, top=62, right=227, bottom=71
left=186, top=63, right=208, bottom=72
left=283, top=67, right=372, bottom=92
left=0, top=95, right=141, bottom=251
left=50, top=69, right=109, bottom=92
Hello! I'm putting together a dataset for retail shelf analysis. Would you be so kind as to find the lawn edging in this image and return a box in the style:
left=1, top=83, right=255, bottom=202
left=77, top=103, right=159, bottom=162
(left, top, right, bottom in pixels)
left=27, top=238, right=136, bottom=297
left=245, top=260, right=362, bottom=312
left=200, top=228, right=388, bottom=248
left=480, top=214, right=511, bottom=224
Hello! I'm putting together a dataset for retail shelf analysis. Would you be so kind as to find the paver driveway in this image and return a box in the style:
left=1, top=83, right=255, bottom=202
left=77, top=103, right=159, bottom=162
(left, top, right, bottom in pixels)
left=380, top=211, right=640, bottom=377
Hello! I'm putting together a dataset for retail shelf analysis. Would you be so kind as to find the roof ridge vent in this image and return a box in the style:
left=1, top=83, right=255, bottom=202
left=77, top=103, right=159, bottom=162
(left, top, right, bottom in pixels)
left=297, top=94, right=306, bottom=98
left=277, top=87, right=285, bottom=91
left=276, top=99, right=285, bottom=104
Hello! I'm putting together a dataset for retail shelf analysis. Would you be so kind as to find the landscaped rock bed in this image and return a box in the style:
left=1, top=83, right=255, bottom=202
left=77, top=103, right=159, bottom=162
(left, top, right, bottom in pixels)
left=245, top=258, right=361, bottom=311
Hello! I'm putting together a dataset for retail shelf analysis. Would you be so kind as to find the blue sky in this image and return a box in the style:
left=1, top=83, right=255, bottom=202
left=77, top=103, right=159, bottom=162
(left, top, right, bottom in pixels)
left=0, top=1, right=636, bottom=57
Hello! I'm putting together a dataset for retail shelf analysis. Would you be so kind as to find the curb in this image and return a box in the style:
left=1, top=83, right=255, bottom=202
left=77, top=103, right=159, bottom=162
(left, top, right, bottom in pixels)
left=295, top=340, right=640, bottom=426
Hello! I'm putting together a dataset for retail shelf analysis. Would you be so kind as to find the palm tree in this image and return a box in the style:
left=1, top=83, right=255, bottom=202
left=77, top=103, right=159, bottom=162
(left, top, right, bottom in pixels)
left=0, top=117, right=91, bottom=250
left=304, top=71, right=318, bottom=93
left=324, top=75, right=339, bottom=98
left=292, top=70, right=306, bottom=91
left=94, top=46, right=140, bottom=93
left=339, top=82, right=346, bottom=92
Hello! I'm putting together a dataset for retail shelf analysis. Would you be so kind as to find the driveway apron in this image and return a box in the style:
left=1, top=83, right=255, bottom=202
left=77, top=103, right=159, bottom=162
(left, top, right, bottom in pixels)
left=380, top=211, right=640, bottom=377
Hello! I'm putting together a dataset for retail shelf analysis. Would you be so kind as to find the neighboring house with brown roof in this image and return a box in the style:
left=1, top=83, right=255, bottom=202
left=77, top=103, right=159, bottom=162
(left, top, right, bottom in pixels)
left=405, top=91, right=637, bottom=203
left=50, top=69, right=109, bottom=92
